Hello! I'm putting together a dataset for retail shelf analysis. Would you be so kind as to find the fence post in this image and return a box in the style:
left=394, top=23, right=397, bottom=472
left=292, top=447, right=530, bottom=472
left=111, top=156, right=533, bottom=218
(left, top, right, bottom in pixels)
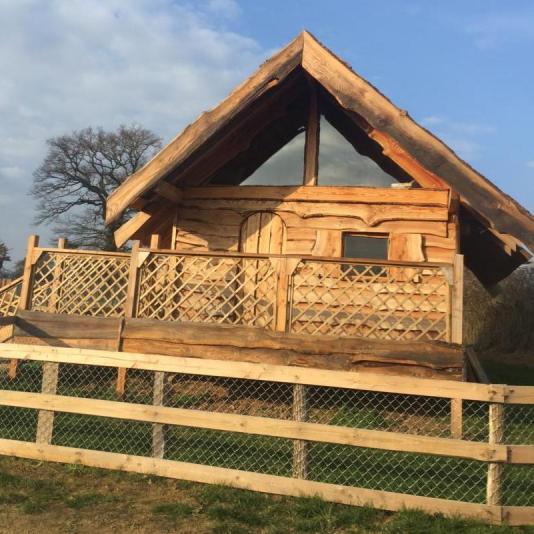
left=451, top=253, right=464, bottom=345
left=450, top=398, right=463, bottom=439
left=152, top=371, right=166, bottom=458
left=35, top=361, right=60, bottom=445
left=275, top=258, right=309, bottom=478
left=116, top=241, right=141, bottom=398
left=449, top=254, right=464, bottom=437
left=487, top=402, right=504, bottom=511
left=292, top=383, right=309, bottom=479
left=9, top=235, right=39, bottom=379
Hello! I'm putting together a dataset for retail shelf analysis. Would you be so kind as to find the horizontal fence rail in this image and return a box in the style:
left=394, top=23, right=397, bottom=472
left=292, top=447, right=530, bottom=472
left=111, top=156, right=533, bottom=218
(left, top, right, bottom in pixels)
left=0, top=344, right=532, bottom=525
left=9, top=237, right=461, bottom=342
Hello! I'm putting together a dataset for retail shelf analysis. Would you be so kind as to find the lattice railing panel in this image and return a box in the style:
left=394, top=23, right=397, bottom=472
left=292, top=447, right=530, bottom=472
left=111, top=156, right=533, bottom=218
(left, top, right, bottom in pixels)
left=0, top=277, right=22, bottom=318
left=289, top=260, right=450, bottom=341
left=31, top=252, right=130, bottom=317
left=137, top=254, right=278, bottom=328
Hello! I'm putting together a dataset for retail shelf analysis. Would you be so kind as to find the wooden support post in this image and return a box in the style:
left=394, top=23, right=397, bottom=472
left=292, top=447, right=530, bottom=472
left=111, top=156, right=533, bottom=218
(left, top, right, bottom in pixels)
left=292, top=383, right=308, bottom=479
left=303, top=79, right=320, bottom=186
left=152, top=371, right=166, bottom=458
left=116, top=241, right=141, bottom=398
left=47, top=238, right=66, bottom=313
left=10, top=235, right=39, bottom=379
left=451, top=254, right=464, bottom=345
left=450, top=398, right=463, bottom=439
left=150, top=234, right=160, bottom=250
left=487, top=402, right=504, bottom=508
left=35, top=362, right=59, bottom=444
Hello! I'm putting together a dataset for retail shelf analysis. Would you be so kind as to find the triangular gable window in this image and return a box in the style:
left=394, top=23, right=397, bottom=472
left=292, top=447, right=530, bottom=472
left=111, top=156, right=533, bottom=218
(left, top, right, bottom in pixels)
left=318, top=115, right=399, bottom=186
left=239, top=129, right=305, bottom=186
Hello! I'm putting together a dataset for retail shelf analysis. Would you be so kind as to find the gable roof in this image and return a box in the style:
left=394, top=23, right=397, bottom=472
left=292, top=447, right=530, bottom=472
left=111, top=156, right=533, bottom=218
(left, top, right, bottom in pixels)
left=105, top=31, right=534, bottom=254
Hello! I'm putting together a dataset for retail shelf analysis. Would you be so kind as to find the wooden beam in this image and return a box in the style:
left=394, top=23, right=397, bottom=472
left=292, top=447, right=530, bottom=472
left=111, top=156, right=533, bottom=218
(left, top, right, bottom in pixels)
left=0, top=439, right=503, bottom=523
left=0, top=343, right=502, bottom=403
left=155, top=182, right=182, bottom=204
left=0, top=390, right=508, bottom=462
left=183, top=186, right=449, bottom=206
left=114, top=211, right=152, bottom=248
left=303, top=79, right=319, bottom=186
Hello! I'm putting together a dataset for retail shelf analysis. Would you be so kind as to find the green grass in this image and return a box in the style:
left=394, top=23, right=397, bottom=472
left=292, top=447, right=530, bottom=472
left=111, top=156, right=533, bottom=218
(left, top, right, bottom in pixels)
left=0, top=456, right=533, bottom=532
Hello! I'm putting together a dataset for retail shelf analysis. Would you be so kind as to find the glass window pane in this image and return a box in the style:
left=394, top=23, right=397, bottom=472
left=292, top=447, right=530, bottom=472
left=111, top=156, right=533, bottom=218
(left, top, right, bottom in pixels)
left=343, top=234, right=388, bottom=260
left=318, top=116, right=398, bottom=186
left=240, top=131, right=305, bottom=185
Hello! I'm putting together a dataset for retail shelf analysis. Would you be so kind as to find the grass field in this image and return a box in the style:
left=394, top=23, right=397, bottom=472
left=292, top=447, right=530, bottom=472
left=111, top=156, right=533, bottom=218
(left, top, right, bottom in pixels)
left=0, top=456, right=533, bottom=534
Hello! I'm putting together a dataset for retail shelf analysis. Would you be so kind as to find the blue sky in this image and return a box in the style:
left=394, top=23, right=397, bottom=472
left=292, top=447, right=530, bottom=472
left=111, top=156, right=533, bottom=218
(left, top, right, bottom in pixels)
left=1, top=0, right=533, bottom=261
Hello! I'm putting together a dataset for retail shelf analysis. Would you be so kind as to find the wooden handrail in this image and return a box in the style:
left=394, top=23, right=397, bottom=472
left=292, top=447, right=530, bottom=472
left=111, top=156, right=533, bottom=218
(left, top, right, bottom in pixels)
left=0, top=277, right=22, bottom=294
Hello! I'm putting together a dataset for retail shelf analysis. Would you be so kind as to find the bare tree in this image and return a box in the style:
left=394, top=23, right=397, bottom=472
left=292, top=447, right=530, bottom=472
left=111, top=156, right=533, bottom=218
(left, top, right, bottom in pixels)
left=0, top=241, right=10, bottom=272
left=32, top=125, right=162, bottom=250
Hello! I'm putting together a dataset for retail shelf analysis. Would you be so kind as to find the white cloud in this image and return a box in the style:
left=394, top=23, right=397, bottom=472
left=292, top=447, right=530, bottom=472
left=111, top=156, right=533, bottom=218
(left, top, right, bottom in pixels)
left=419, top=115, right=495, bottom=161
left=0, top=0, right=266, bottom=260
left=527, top=161, right=534, bottom=169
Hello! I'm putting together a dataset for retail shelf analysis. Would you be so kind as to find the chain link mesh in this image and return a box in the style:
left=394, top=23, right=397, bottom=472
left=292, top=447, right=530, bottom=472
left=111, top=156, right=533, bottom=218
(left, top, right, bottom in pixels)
left=0, top=357, right=532, bottom=508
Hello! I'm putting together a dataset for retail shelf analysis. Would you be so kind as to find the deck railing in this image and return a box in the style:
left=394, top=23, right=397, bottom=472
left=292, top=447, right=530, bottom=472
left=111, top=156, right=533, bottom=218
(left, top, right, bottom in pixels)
left=10, top=236, right=464, bottom=342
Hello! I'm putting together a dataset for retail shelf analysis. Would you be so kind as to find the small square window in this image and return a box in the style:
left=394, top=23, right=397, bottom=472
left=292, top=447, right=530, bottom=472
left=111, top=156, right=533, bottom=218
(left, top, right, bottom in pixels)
left=342, top=234, right=388, bottom=275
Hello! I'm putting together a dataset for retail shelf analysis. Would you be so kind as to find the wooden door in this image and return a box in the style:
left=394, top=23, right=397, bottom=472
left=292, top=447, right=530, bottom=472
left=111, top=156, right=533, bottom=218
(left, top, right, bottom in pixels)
left=240, top=212, right=286, bottom=328
left=240, top=212, right=286, bottom=255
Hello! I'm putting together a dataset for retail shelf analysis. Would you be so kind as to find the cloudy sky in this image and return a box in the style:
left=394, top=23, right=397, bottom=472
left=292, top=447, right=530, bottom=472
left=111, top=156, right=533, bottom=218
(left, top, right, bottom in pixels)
left=1, top=0, right=534, bottom=261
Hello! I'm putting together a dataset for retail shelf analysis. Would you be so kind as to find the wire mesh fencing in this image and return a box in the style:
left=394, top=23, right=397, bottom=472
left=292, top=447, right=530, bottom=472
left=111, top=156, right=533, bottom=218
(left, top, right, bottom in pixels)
left=0, top=350, right=532, bottom=517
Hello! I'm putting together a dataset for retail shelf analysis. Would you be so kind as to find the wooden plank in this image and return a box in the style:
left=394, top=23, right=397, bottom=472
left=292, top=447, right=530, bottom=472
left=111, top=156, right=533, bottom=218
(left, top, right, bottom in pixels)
left=389, top=234, right=425, bottom=262
left=0, top=343, right=499, bottom=402
left=508, top=445, right=534, bottom=465
left=451, top=254, right=464, bottom=344
left=0, top=439, right=503, bottom=523
left=506, top=387, right=534, bottom=405
left=0, top=390, right=508, bottom=461
left=505, top=507, right=534, bottom=526
left=303, top=80, right=319, bottom=186
left=114, top=211, right=153, bottom=248
left=183, top=186, right=449, bottom=206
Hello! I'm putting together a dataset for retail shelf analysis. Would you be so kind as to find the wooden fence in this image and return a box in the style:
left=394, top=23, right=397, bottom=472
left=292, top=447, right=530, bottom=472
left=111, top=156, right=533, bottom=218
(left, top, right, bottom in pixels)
left=2, top=235, right=463, bottom=342
left=0, top=343, right=531, bottom=525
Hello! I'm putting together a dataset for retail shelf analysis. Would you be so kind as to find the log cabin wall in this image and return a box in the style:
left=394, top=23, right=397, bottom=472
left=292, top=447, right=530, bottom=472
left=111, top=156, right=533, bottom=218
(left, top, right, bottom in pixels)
left=167, top=186, right=458, bottom=264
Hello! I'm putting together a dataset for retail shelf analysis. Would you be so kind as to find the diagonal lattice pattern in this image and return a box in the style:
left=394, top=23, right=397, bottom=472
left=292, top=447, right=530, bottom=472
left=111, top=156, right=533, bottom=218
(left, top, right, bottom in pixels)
left=0, top=278, right=22, bottom=318
left=137, top=254, right=278, bottom=328
left=289, top=260, right=449, bottom=341
left=31, top=252, right=130, bottom=317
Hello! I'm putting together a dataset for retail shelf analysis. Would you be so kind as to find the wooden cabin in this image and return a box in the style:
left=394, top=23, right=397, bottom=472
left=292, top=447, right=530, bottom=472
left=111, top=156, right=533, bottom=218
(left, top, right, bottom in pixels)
left=4, top=32, right=534, bottom=381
